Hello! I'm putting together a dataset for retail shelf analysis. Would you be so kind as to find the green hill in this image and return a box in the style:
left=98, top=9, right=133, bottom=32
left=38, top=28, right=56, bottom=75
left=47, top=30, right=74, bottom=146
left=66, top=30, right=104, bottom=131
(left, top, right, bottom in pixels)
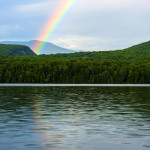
left=0, top=41, right=150, bottom=83
left=0, top=44, right=36, bottom=56
left=42, top=41, right=150, bottom=60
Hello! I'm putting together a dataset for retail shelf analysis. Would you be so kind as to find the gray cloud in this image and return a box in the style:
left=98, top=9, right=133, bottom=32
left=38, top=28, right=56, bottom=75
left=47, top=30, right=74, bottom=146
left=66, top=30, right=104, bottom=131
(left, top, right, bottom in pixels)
left=0, top=0, right=150, bottom=50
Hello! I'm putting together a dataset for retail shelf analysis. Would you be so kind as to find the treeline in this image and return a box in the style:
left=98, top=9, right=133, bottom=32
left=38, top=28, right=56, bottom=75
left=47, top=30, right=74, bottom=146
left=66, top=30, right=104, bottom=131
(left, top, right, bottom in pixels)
left=0, top=56, right=150, bottom=83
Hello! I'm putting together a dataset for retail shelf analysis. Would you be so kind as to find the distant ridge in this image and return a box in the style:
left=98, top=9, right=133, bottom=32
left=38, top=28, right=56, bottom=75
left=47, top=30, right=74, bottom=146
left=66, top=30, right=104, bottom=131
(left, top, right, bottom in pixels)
left=1, top=40, right=76, bottom=54
left=124, top=40, right=150, bottom=51
left=44, top=40, right=150, bottom=59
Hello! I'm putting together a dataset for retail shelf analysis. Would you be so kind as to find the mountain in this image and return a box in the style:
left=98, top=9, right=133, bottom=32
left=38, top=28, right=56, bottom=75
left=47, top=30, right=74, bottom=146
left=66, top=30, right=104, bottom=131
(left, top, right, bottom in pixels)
left=0, top=41, right=150, bottom=83
left=0, top=44, right=36, bottom=56
left=44, top=41, right=150, bottom=60
left=1, top=40, right=76, bottom=54
left=123, top=41, right=150, bottom=52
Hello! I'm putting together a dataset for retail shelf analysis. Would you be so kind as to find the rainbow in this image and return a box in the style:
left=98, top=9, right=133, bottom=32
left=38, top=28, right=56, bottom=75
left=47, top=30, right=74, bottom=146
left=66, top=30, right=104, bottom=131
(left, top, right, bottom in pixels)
left=33, top=0, right=76, bottom=55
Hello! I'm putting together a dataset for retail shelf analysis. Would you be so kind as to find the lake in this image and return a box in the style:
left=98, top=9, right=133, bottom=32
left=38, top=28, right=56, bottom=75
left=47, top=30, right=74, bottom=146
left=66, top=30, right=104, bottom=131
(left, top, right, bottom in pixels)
left=0, top=85, right=150, bottom=150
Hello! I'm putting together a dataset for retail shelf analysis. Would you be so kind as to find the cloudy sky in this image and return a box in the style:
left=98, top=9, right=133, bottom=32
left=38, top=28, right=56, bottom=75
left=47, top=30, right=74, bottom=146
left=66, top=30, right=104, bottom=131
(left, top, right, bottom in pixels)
left=0, top=0, right=150, bottom=51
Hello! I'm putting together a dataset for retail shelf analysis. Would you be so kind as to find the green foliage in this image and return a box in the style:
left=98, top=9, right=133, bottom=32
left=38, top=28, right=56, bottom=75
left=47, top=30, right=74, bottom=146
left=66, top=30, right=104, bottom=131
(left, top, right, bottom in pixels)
left=0, top=56, right=149, bottom=83
left=40, top=41, right=150, bottom=60
left=0, top=41, right=150, bottom=83
left=0, top=44, right=36, bottom=56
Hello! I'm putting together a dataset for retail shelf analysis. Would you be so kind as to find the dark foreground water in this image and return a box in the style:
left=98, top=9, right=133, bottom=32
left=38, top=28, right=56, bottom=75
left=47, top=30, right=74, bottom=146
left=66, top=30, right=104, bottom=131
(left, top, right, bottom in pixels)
left=0, top=86, right=150, bottom=150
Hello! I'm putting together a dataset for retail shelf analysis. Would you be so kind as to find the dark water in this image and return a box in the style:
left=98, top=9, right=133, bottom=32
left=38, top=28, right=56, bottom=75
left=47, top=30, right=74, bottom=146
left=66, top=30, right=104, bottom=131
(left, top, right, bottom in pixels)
left=0, top=86, right=150, bottom=150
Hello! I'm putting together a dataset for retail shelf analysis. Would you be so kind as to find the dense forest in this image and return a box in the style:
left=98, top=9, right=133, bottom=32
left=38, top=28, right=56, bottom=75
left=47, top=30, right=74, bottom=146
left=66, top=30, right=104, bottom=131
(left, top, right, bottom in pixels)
left=0, top=41, right=150, bottom=83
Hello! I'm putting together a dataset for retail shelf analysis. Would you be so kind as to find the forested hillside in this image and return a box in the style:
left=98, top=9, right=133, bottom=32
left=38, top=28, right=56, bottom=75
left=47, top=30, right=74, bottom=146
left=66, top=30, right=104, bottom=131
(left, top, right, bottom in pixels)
left=0, top=44, right=36, bottom=56
left=0, top=41, right=150, bottom=83
left=42, top=41, right=150, bottom=60
left=0, top=56, right=150, bottom=83
left=1, top=40, right=76, bottom=54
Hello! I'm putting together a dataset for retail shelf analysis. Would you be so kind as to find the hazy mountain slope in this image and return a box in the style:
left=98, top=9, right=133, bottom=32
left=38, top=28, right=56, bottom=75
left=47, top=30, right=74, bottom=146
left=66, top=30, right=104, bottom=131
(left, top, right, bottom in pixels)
left=1, top=40, right=76, bottom=54
left=43, top=41, right=150, bottom=59
left=0, top=44, right=36, bottom=56
left=125, top=41, right=150, bottom=50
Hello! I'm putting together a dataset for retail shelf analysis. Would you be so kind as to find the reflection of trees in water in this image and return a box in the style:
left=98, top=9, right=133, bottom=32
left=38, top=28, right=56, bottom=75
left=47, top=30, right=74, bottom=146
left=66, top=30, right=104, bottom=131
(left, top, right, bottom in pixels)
left=0, top=86, right=150, bottom=148
left=0, top=87, right=35, bottom=118
left=1, top=86, right=150, bottom=116
left=37, top=86, right=150, bottom=114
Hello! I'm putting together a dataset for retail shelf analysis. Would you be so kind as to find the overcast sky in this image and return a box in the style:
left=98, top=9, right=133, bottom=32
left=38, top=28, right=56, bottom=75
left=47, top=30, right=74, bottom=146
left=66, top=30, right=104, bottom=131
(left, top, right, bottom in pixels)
left=0, top=0, right=150, bottom=51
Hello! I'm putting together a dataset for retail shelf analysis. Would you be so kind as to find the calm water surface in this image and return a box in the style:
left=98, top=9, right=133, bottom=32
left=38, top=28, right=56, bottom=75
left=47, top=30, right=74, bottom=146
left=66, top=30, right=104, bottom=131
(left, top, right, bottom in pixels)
left=0, top=86, right=150, bottom=150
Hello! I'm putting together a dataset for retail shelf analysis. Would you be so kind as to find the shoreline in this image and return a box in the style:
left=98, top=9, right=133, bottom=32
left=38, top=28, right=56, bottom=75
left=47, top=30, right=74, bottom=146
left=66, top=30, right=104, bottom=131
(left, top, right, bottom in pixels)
left=0, top=84, right=150, bottom=87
